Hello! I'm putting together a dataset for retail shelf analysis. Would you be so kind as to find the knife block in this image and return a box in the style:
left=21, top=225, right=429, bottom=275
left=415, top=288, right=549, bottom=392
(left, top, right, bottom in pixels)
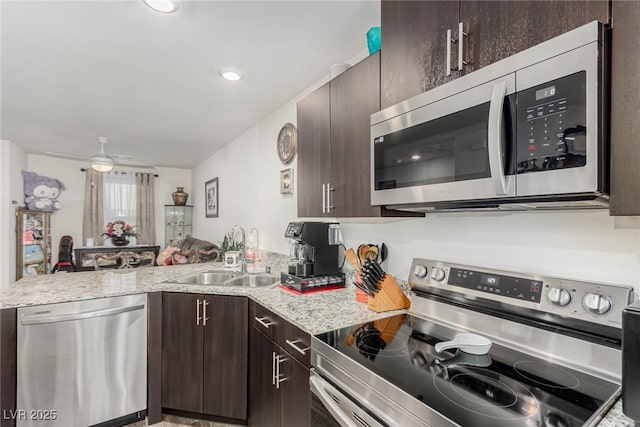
left=367, top=275, right=410, bottom=312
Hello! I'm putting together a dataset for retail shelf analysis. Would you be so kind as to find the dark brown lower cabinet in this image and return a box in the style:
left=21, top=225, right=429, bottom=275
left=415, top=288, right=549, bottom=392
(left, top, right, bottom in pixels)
left=249, top=327, right=281, bottom=427
left=279, top=355, right=311, bottom=427
left=249, top=327, right=311, bottom=427
left=162, top=293, right=247, bottom=421
left=0, top=309, right=17, bottom=427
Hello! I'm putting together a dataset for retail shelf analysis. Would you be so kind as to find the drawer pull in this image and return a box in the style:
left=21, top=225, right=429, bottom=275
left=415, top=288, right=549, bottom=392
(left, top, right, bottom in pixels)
left=255, top=316, right=275, bottom=329
left=286, top=339, right=310, bottom=355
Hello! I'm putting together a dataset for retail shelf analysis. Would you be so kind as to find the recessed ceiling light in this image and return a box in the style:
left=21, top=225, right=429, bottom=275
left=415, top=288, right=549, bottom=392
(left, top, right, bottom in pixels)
left=411, top=154, right=421, bottom=160
left=219, top=70, right=243, bottom=82
left=143, top=0, right=180, bottom=13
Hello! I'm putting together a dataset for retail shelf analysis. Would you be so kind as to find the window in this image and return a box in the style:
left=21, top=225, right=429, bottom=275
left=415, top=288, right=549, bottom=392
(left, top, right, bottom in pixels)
left=103, top=172, right=137, bottom=245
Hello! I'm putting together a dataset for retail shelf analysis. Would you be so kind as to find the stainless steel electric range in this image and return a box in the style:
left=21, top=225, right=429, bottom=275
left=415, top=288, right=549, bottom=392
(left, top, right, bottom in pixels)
left=311, top=259, right=633, bottom=427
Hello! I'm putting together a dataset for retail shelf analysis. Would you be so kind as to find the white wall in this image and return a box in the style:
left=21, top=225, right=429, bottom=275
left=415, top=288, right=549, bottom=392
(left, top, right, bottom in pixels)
left=192, top=49, right=370, bottom=253
left=0, top=140, right=11, bottom=288
left=25, top=155, right=191, bottom=254
left=341, top=212, right=640, bottom=288
left=0, top=140, right=27, bottom=287
left=192, top=102, right=299, bottom=253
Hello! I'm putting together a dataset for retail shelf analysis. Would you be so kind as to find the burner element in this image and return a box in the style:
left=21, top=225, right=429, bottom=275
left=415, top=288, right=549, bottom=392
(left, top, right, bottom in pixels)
left=513, top=361, right=581, bottom=390
left=433, top=367, right=540, bottom=421
left=354, top=327, right=387, bottom=360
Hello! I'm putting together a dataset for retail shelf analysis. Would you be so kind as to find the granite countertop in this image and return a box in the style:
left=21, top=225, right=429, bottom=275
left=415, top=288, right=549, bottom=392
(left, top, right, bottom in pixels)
left=3, top=262, right=400, bottom=334
left=2, top=263, right=628, bottom=425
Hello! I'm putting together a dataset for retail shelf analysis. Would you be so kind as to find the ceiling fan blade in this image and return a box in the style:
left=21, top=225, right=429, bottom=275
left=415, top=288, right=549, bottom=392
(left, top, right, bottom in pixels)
left=114, top=159, right=156, bottom=169
left=109, top=154, right=134, bottom=159
left=42, top=151, right=91, bottom=161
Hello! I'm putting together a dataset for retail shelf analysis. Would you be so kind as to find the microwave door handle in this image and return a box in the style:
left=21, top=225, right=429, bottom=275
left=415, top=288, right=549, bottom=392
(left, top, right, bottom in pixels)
left=446, top=29, right=452, bottom=76
left=488, top=80, right=509, bottom=196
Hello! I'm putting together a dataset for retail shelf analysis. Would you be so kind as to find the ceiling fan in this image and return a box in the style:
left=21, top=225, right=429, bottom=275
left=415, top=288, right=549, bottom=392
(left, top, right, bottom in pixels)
left=44, top=137, right=155, bottom=172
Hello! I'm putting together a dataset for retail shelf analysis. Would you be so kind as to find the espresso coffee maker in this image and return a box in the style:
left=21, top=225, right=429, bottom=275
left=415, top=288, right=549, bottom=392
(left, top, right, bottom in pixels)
left=281, top=222, right=344, bottom=293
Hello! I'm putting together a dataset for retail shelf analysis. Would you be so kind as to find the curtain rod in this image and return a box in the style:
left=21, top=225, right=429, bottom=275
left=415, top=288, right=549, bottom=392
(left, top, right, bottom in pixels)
left=80, top=168, right=159, bottom=177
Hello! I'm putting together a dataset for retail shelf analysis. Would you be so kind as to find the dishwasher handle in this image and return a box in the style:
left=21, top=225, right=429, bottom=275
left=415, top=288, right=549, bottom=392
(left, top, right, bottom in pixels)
left=20, top=304, right=146, bottom=325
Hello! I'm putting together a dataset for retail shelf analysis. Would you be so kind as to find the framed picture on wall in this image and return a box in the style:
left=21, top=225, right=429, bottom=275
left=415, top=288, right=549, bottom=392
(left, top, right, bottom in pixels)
left=205, top=177, right=218, bottom=218
left=280, top=168, right=293, bottom=194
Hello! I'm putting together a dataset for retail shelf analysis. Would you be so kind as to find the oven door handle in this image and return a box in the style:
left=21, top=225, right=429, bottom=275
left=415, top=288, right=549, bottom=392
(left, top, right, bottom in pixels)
left=310, top=374, right=359, bottom=427
left=488, top=80, right=509, bottom=196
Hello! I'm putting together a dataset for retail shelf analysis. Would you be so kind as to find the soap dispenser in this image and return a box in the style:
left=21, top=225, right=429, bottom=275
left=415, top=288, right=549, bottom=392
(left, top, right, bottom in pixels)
left=246, top=228, right=259, bottom=266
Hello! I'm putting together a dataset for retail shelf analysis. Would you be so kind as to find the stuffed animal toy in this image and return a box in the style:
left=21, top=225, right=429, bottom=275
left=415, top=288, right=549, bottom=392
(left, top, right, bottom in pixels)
left=23, top=230, right=35, bottom=245
left=156, top=247, right=188, bottom=266
left=22, top=170, right=65, bottom=211
left=23, top=244, right=44, bottom=264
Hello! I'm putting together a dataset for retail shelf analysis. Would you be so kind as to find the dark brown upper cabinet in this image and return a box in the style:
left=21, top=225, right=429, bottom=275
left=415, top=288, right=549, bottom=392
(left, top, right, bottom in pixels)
left=296, top=82, right=331, bottom=218
left=329, top=52, right=383, bottom=217
left=162, top=293, right=248, bottom=420
left=459, top=1, right=609, bottom=74
left=297, top=54, right=382, bottom=218
left=297, top=52, right=421, bottom=218
left=380, top=0, right=459, bottom=108
left=380, top=0, right=609, bottom=109
left=610, top=0, right=640, bottom=215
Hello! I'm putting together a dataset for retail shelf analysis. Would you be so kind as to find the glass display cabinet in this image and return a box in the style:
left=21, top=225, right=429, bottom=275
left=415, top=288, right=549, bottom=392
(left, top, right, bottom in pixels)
left=16, top=208, right=52, bottom=280
left=164, top=205, right=193, bottom=247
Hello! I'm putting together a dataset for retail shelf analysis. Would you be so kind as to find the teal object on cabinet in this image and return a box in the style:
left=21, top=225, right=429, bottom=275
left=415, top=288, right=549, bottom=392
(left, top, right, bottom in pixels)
left=367, top=26, right=381, bottom=55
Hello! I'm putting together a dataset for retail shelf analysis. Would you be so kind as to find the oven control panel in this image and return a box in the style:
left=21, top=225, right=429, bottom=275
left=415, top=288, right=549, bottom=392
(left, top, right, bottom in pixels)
left=448, top=267, right=543, bottom=303
left=409, top=258, right=634, bottom=328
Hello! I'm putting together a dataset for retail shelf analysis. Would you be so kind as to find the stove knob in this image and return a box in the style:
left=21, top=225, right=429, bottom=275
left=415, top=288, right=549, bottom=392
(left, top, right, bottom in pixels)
left=547, top=287, right=571, bottom=306
left=413, top=265, right=428, bottom=278
left=583, top=293, right=613, bottom=315
left=431, top=268, right=446, bottom=282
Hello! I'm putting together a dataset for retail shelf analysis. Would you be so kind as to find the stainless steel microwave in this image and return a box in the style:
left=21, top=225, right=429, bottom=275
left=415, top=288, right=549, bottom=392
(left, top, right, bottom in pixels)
left=371, top=21, right=608, bottom=211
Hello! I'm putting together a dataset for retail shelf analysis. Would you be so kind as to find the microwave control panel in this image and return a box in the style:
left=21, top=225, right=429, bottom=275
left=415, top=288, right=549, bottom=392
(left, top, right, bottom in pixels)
left=516, top=71, right=587, bottom=174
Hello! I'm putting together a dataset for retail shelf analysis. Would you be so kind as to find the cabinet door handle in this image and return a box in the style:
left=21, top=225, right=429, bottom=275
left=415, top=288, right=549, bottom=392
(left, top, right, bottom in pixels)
left=196, top=299, right=202, bottom=326
left=458, top=22, right=469, bottom=72
left=255, top=316, right=275, bottom=329
left=202, top=299, right=209, bottom=326
left=327, top=183, right=334, bottom=212
left=275, top=355, right=288, bottom=389
left=446, top=28, right=452, bottom=76
left=322, top=183, right=327, bottom=213
left=272, top=351, right=277, bottom=385
left=286, top=339, right=310, bottom=356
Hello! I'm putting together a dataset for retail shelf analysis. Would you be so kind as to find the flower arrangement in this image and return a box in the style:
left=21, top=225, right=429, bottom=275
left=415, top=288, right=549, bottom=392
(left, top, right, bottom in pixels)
left=103, top=220, right=139, bottom=245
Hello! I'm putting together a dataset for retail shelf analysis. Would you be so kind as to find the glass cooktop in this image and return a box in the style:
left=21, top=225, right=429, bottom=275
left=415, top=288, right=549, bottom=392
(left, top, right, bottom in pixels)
left=314, top=313, right=619, bottom=427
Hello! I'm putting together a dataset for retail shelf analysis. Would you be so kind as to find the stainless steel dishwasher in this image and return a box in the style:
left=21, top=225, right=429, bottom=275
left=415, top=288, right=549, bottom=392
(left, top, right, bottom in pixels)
left=17, top=294, right=147, bottom=427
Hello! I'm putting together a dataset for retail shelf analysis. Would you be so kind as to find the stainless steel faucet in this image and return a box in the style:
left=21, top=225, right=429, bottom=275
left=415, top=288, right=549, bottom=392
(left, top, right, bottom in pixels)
left=231, top=225, right=246, bottom=273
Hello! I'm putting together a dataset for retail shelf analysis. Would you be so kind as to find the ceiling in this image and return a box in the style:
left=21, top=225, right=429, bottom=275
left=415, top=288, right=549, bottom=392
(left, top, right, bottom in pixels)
left=0, top=0, right=380, bottom=169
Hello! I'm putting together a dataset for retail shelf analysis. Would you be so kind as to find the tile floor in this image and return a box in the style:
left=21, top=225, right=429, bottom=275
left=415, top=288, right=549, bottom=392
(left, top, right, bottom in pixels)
left=130, top=415, right=240, bottom=427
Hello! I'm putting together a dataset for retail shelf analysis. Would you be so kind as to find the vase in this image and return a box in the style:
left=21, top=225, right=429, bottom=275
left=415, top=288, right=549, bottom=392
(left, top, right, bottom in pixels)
left=172, top=187, right=188, bottom=206
left=111, top=237, right=130, bottom=247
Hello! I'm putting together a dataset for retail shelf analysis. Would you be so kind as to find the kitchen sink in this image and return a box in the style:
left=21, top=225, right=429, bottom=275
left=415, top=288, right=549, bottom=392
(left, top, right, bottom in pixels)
left=171, top=271, right=239, bottom=285
left=168, top=271, right=278, bottom=288
left=224, top=274, right=279, bottom=288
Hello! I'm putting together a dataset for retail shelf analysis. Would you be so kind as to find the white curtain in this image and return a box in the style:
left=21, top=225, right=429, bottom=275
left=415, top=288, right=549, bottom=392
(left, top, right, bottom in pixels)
left=103, top=172, right=137, bottom=245
left=82, top=169, right=104, bottom=245
left=135, top=173, right=156, bottom=245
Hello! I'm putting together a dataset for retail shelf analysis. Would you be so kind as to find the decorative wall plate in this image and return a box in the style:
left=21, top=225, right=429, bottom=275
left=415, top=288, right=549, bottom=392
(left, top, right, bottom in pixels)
left=277, top=122, right=297, bottom=165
